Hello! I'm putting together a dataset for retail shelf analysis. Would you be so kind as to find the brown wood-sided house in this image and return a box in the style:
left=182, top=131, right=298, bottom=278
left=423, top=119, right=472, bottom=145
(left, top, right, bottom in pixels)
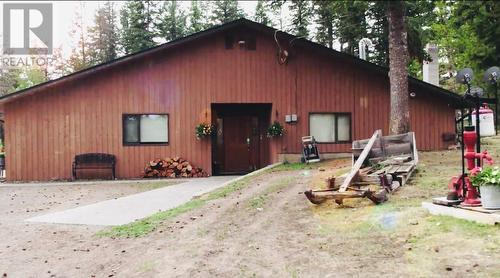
left=0, top=19, right=464, bottom=181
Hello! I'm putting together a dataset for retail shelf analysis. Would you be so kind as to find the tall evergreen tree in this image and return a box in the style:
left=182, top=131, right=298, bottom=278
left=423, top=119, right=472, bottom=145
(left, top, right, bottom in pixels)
left=331, top=1, right=369, bottom=55
left=367, top=1, right=389, bottom=66
left=254, top=0, right=271, bottom=26
left=0, top=68, right=20, bottom=96
left=210, top=0, right=244, bottom=25
left=88, top=1, right=118, bottom=65
left=268, top=0, right=286, bottom=30
left=387, top=1, right=410, bottom=134
left=314, top=1, right=334, bottom=48
left=49, top=47, right=70, bottom=79
left=67, top=2, right=92, bottom=72
left=119, top=0, right=157, bottom=55
left=454, top=1, right=499, bottom=68
left=188, top=0, right=206, bottom=33
left=368, top=1, right=436, bottom=67
left=288, top=0, right=312, bottom=38
left=157, top=0, right=187, bottom=41
left=428, top=1, right=487, bottom=90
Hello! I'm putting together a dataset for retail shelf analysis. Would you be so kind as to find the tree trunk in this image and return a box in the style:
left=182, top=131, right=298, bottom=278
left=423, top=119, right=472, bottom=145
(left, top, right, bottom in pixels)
left=387, top=1, right=410, bottom=134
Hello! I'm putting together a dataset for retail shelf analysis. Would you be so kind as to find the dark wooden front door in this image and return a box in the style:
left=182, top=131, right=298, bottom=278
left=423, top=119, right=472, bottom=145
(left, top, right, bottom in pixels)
left=223, top=115, right=260, bottom=173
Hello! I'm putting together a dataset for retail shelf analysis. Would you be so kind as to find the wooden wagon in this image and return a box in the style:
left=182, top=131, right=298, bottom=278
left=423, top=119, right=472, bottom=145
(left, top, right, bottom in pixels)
left=305, top=130, right=418, bottom=205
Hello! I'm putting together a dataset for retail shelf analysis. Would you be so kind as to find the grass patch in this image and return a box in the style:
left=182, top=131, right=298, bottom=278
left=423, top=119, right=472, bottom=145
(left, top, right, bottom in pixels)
left=97, top=198, right=206, bottom=238
left=249, top=195, right=267, bottom=209
left=424, top=214, right=499, bottom=236
left=272, top=162, right=315, bottom=171
left=97, top=174, right=265, bottom=238
left=132, top=180, right=178, bottom=191
left=247, top=176, right=295, bottom=209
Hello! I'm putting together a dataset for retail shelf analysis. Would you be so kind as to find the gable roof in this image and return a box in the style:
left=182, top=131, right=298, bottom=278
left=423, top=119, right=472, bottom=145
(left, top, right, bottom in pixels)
left=0, top=18, right=465, bottom=107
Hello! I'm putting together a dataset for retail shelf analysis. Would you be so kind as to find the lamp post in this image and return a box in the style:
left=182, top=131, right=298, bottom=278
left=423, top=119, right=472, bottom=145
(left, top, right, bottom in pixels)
left=456, top=68, right=475, bottom=193
left=483, top=66, right=499, bottom=134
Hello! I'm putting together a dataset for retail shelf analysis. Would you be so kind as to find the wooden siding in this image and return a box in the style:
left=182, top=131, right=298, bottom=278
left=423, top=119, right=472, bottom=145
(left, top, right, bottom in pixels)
left=4, top=28, right=455, bottom=181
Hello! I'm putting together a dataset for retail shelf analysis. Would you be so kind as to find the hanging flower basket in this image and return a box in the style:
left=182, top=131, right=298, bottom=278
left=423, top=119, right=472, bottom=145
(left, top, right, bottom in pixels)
left=267, top=121, right=285, bottom=138
left=195, top=123, right=214, bottom=140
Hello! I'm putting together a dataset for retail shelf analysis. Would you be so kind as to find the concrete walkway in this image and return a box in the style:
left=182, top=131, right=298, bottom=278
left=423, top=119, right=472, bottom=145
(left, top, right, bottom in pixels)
left=25, top=176, right=238, bottom=226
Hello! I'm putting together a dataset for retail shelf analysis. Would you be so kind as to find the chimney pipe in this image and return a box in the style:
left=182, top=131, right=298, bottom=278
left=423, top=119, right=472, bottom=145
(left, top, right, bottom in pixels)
left=423, top=43, right=439, bottom=86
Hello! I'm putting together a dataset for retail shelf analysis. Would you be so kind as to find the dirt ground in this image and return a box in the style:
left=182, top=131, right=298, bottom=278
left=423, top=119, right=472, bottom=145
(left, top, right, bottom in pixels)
left=1, top=140, right=500, bottom=277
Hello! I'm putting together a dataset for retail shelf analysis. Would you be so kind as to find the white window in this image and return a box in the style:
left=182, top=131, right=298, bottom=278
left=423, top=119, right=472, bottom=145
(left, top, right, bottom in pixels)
left=309, top=113, right=351, bottom=143
left=123, top=114, right=169, bottom=144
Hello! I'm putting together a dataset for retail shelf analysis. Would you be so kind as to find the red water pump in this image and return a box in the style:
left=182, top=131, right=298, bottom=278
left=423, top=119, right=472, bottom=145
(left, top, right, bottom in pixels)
left=448, top=126, right=493, bottom=206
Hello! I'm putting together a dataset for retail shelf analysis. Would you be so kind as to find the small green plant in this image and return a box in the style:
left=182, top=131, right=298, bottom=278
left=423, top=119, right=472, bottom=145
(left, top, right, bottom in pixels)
left=195, top=123, right=214, bottom=140
left=267, top=121, right=285, bottom=138
left=471, top=167, right=500, bottom=187
left=0, top=139, right=4, bottom=156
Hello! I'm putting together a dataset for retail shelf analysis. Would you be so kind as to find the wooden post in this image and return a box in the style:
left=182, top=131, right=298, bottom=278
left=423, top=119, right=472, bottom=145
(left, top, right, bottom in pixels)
left=339, top=130, right=381, bottom=192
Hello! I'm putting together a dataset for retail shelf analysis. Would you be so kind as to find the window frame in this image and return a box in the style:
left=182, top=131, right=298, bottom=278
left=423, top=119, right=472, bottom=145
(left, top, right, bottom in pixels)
left=308, top=112, right=352, bottom=144
left=122, top=113, right=169, bottom=146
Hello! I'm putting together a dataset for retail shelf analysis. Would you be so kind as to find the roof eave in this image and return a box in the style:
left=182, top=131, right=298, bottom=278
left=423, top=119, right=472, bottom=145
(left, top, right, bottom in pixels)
left=0, top=18, right=464, bottom=108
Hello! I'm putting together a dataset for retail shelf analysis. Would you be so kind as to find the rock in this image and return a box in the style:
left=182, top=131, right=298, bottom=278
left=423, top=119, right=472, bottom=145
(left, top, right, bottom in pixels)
left=432, top=246, right=439, bottom=253
left=256, top=208, right=263, bottom=211
left=319, top=168, right=326, bottom=171
left=190, top=216, right=197, bottom=220
left=409, top=220, right=419, bottom=225
left=445, top=267, right=453, bottom=271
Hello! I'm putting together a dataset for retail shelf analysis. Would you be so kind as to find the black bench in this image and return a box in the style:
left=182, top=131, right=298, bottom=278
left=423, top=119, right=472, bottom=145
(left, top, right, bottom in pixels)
left=72, top=153, right=116, bottom=180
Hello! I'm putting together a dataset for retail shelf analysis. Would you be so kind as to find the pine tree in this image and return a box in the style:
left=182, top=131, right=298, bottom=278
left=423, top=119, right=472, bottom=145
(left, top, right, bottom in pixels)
left=210, top=0, right=244, bottom=25
left=188, top=0, right=205, bottom=33
left=67, top=2, right=92, bottom=72
left=368, top=1, right=436, bottom=67
left=49, top=47, right=70, bottom=79
left=387, top=1, right=410, bottom=134
left=254, top=0, right=271, bottom=26
left=88, top=1, right=118, bottom=64
left=314, top=1, right=334, bottom=48
left=0, top=68, right=20, bottom=96
left=119, top=0, right=157, bottom=55
left=15, top=66, right=48, bottom=91
left=268, top=0, right=286, bottom=29
left=157, top=0, right=187, bottom=41
left=454, top=1, right=499, bottom=67
left=331, top=1, right=369, bottom=55
left=289, top=0, right=312, bottom=38
left=367, top=1, right=389, bottom=66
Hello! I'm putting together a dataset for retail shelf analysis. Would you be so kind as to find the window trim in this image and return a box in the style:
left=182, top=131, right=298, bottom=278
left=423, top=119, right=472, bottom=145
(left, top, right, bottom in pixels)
left=308, top=112, right=352, bottom=144
left=122, top=113, right=169, bottom=146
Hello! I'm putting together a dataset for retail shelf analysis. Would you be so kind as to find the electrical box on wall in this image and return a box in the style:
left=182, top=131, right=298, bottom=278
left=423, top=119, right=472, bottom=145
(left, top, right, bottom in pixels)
left=285, top=114, right=298, bottom=124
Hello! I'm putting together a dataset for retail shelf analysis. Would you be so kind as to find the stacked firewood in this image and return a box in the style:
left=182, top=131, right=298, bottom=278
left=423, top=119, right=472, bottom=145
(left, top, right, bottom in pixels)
left=143, top=157, right=208, bottom=178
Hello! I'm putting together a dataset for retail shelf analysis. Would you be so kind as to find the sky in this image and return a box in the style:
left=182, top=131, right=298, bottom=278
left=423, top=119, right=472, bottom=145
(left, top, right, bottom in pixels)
left=0, top=1, right=294, bottom=59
